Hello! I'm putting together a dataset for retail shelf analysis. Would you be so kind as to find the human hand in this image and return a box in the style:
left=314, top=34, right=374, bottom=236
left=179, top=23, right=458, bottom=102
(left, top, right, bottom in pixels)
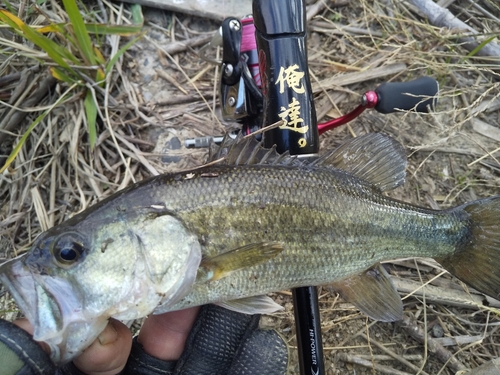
left=6, top=307, right=200, bottom=375
left=124, top=305, right=288, bottom=375
left=11, top=316, right=134, bottom=375
left=6, top=305, right=287, bottom=375
left=68, top=307, right=201, bottom=374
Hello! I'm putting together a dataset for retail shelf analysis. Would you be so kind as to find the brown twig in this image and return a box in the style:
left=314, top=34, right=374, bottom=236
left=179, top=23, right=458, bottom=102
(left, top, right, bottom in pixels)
left=399, top=315, right=468, bottom=373
left=358, top=333, right=430, bottom=375
left=162, top=34, right=213, bottom=56
left=312, top=63, right=407, bottom=93
left=0, top=75, right=57, bottom=144
left=336, top=353, right=414, bottom=375
left=407, top=0, right=500, bottom=61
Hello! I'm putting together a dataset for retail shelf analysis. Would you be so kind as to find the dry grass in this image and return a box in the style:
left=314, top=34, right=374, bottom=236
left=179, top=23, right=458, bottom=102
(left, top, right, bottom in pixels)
left=1, top=0, right=500, bottom=373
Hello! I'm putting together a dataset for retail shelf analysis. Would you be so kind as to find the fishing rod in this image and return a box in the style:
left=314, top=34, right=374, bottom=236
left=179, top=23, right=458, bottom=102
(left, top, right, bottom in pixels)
left=196, top=1, right=438, bottom=373
left=251, top=2, right=323, bottom=374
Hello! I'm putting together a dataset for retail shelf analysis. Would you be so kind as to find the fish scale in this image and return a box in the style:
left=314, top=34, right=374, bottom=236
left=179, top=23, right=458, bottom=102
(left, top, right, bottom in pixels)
left=118, top=163, right=468, bottom=310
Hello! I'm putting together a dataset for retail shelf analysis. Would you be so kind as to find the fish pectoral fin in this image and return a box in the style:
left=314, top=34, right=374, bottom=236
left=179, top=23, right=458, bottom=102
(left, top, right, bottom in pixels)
left=313, top=133, right=407, bottom=192
left=329, top=263, right=403, bottom=322
left=197, top=242, right=283, bottom=283
left=217, top=295, right=284, bottom=315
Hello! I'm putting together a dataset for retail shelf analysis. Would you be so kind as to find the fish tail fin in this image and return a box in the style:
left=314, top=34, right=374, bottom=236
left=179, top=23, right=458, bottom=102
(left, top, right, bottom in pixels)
left=437, top=196, right=500, bottom=300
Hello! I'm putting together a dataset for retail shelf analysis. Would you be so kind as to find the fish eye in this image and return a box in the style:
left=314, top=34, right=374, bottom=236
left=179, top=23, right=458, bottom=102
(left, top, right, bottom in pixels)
left=52, top=233, right=87, bottom=267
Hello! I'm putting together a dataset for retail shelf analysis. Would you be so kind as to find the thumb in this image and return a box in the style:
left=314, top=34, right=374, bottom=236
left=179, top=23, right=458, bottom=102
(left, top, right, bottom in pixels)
left=72, top=319, right=132, bottom=375
left=138, top=307, right=200, bottom=361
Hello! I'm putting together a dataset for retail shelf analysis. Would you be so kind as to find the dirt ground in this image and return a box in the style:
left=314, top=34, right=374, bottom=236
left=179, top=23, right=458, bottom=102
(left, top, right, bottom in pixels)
left=1, top=0, right=500, bottom=374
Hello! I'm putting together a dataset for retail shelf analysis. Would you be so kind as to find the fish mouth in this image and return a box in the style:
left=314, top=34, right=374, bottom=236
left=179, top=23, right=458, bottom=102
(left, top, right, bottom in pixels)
left=0, top=256, right=39, bottom=329
left=0, top=256, right=107, bottom=364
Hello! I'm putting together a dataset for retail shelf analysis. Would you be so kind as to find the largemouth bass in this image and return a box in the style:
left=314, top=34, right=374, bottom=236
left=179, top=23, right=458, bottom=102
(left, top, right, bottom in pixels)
left=1, top=133, right=499, bottom=364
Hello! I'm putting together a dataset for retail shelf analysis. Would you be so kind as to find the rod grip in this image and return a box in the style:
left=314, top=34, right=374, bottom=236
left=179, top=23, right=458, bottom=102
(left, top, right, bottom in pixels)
left=375, top=76, right=438, bottom=114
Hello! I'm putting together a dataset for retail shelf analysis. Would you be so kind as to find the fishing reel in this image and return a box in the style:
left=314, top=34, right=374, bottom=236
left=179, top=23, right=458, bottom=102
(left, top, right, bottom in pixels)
left=199, top=16, right=263, bottom=136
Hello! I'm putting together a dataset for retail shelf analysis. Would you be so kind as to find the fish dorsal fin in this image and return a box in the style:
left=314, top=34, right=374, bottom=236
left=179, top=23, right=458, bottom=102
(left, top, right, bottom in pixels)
left=208, top=134, right=300, bottom=167
left=208, top=133, right=406, bottom=190
left=313, top=133, right=407, bottom=192
left=329, top=264, right=403, bottom=322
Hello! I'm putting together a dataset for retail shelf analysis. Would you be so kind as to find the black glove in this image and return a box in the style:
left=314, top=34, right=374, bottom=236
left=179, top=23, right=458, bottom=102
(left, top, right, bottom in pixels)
left=123, top=305, right=288, bottom=375
left=0, top=319, right=55, bottom=375
left=0, top=319, right=91, bottom=375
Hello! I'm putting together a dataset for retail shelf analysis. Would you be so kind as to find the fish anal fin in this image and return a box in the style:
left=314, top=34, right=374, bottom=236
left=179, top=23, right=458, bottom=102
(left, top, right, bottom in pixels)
left=217, top=295, right=284, bottom=315
left=197, top=242, right=283, bottom=283
left=315, top=133, right=407, bottom=192
left=329, top=264, right=403, bottom=322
